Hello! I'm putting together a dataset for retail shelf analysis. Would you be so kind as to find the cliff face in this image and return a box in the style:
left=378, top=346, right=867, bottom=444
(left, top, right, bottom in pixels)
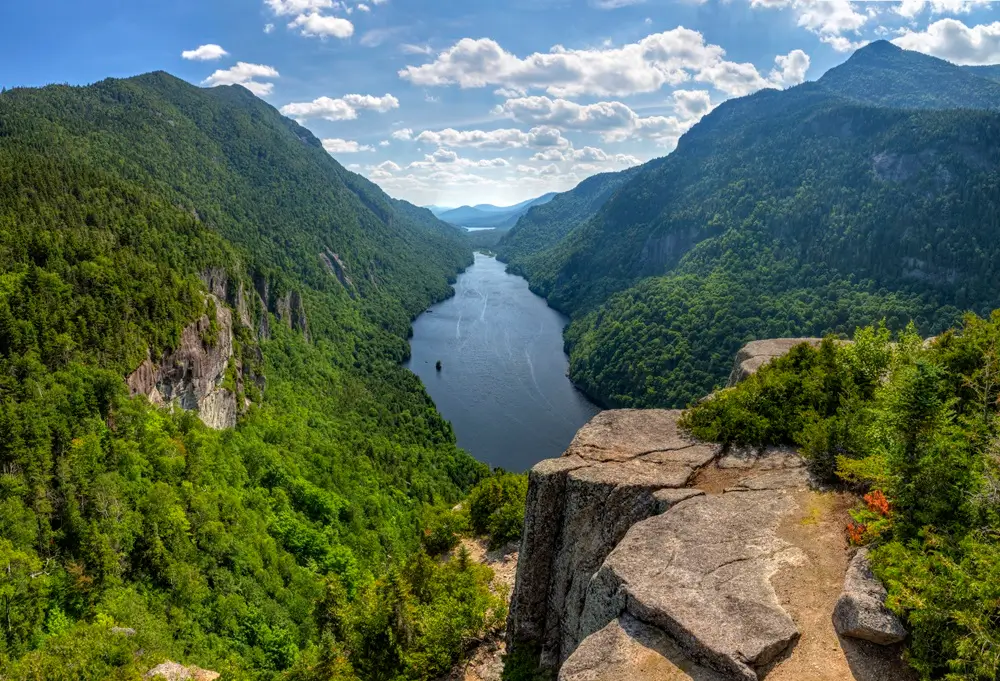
left=126, top=295, right=249, bottom=430
left=507, top=340, right=911, bottom=681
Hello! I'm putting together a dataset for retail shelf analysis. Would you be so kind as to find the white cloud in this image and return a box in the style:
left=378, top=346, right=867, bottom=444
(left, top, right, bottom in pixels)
left=379, top=140, right=391, bottom=147
left=289, top=12, right=355, bottom=38
left=182, top=44, right=229, bottom=61
left=402, top=29, right=732, bottom=97
left=749, top=0, right=867, bottom=52
left=408, top=149, right=511, bottom=170
left=770, top=49, right=810, bottom=87
left=357, top=3, right=371, bottom=11
left=671, top=89, right=713, bottom=119
left=377, top=160, right=402, bottom=172
left=391, top=128, right=413, bottom=140
left=893, top=18, right=1000, bottom=64
left=266, top=0, right=334, bottom=15
left=414, top=126, right=571, bottom=149
left=493, top=95, right=690, bottom=144
left=322, top=138, right=375, bottom=153
left=895, top=0, right=991, bottom=18
left=202, top=62, right=279, bottom=96
left=591, top=0, right=646, bottom=7
left=401, top=30, right=810, bottom=97
left=280, top=93, right=400, bottom=121
left=401, top=43, right=434, bottom=54
left=265, top=23, right=276, bottom=33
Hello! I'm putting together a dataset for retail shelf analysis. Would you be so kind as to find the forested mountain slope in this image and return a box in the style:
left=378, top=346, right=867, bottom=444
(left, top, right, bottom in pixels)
left=496, top=168, right=642, bottom=279
left=0, top=72, right=498, bottom=680
left=498, top=42, right=1000, bottom=408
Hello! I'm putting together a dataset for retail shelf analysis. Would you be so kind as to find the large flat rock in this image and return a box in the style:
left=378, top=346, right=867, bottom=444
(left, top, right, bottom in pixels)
left=560, top=615, right=726, bottom=681
left=507, top=410, right=720, bottom=667
left=727, top=339, right=823, bottom=387
left=581, top=491, right=807, bottom=680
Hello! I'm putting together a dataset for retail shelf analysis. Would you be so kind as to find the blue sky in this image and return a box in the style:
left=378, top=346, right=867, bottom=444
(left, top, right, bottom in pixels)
left=2, top=1, right=998, bottom=207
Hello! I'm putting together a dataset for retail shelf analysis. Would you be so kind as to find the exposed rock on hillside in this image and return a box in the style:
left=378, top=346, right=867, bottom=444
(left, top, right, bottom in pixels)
left=727, top=339, right=824, bottom=387
left=127, top=295, right=259, bottom=430
left=145, top=660, right=219, bottom=681
left=509, top=339, right=913, bottom=681
left=833, top=549, right=908, bottom=645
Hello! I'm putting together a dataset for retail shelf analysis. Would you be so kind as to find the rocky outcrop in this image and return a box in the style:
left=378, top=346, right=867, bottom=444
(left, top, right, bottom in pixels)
left=145, top=661, right=219, bottom=681
left=508, top=339, right=910, bottom=680
left=561, top=614, right=726, bottom=681
left=833, top=550, right=907, bottom=645
left=506, top=410, right=719, bottom=668
left=727, top=339, right=823, bottom=387
left=127, top=296, right=257, bottom=430
left=321, top=249, right=357, bottom=297
left=579, top=490, right=806, bottom=680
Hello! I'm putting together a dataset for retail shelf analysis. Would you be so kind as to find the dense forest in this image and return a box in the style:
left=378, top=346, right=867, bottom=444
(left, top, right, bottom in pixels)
left=496, top=41, right=1000, bottom=409
left=0, top=72, right=531, bottom=680
left=682, top=322, right=1000, bottom=679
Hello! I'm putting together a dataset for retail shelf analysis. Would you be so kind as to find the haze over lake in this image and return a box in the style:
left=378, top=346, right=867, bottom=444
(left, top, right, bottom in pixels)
left=406, top=253, right=600, bottom=471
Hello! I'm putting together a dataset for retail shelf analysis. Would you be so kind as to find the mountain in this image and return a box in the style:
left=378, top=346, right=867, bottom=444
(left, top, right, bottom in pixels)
left=817, top=40, right=1000, bottom=110
left=962, top=63, right=1000, bottom=83
left=425, top=204, right=455, bottom=216
left=0, top=72, right=504, bottom=679
left=436, top=192, right=557, bottom=229
left=497, top=168, right=643, bottom=279
left=495, top=42, right=1000, bottom=409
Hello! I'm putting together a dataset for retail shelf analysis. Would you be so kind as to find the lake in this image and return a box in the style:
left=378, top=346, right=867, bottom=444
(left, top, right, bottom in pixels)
left=406, top=253, right=601, bottom=472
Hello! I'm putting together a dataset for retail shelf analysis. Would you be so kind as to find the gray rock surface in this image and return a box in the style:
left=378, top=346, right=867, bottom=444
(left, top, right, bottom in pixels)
left=727, top=339, right=824, bottom=387
left=145, top=661, right=220, bottom=681
left=506, top=410, right=719, bottom=667
left=833, top=549, right=907, bottom=645
left=560, top=615, right=726, bottom=681
left=580, top=491, right=807, bottom=680
left=127, top=295, right=250, bottom=430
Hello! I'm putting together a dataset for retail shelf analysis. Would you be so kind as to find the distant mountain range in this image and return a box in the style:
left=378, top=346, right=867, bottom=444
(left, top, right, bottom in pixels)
left=430, top=193, right=558, bottom=229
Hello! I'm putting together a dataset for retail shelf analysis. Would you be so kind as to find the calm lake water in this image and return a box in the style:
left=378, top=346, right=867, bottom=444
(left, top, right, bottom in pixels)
left=406, top=253, right=601, bottom=472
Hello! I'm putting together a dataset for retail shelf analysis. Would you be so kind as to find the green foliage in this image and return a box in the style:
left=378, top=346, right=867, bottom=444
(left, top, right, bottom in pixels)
left=0, top=72, right=497, bottom=680
left=683, top=314, right=1000, bottom=678
left=500, top=44, right=1000, bottom=409
left=468, top=474, right=529, bottom=549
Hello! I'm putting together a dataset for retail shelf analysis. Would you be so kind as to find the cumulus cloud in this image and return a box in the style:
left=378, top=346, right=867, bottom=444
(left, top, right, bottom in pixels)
left=591, top=0, right=646, bottom=7
left=408, top=149, right=511, bottom=169
left=671, top=89, right=713, bottom=119
left=413, top=126, right=571, bottom=150
left=401, top=30, right=810, bottom=97
left=182, top=44, right=228, bottom=61
left=895, top=0, right=991, bottom=18
left=391, top=128, right=413, bottom=140
left=289, top=12, right=355, bottom=38
left=280, top=93, right=399, bottom=121
left=203, top=62, right=279, bottom=96
left=749, top=0, right=867, bottom=52
left=493, top=95, right=689, bottom=145
left=266, top=0, right=334, bottom=15
left=770, top=49, right=811, bottom=87
left=322, top=138, right=374, bottom=153
left=893, top=18, right=1000, bottom=64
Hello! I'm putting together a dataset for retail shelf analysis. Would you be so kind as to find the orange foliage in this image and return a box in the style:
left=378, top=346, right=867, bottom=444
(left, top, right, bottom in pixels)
left=846, top=521, right=867, bottom=546
left=864, top=490, right=891, bottom=517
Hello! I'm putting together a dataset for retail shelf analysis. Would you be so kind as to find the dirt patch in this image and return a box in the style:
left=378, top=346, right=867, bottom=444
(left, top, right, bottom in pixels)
left=691, top=463, right=745, bottom=495
left=438, top=538, right=519, bottom=681
left=765, top=491, right=915, bottom=680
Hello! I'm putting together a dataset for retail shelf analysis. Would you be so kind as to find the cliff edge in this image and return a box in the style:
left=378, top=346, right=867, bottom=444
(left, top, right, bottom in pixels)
left=507, top=340, right=912, bottom=680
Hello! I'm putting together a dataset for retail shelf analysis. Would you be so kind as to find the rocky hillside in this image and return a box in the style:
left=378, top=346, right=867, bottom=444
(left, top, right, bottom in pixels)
left=506, top=340, right=912, bottom=680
